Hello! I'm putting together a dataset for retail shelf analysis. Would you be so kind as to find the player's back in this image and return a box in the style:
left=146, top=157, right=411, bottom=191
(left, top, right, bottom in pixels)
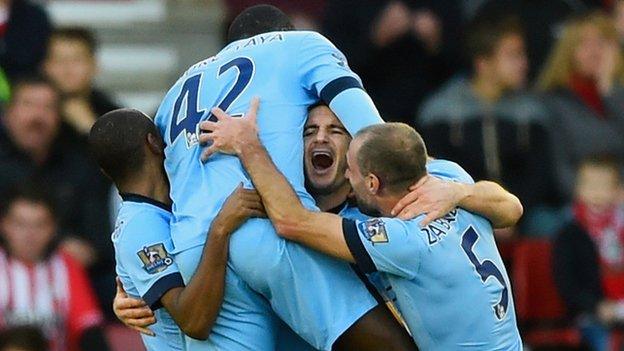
left=155, top=31, right=348, bottom=251
left=112, top=199, right=185, bottom=351
left=393, top=210, right=521, bottom=350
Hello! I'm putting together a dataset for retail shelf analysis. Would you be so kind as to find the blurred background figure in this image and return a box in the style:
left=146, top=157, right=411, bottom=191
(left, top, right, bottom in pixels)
left=0, top=326, right=48, bottom=351
left=43, top=27, right=119, bottom=138
left=322, top=0, right=463, bottom=126
left=553, top=155, right=624, bottom=351
left=465, top=0, right=593, bottom=80
left=0, top=183, right=110, bottom=351
left=538, top=11, right=624, bottom=203
left=0, top=0, right=50, bottom=81
left=418, top=15, right=558, bottom=236
left=0, top=75, right=116, bottom=318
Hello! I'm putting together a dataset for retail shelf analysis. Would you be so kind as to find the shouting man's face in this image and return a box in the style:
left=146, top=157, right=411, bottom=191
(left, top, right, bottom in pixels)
left=303, top=105, right=351, bottom=196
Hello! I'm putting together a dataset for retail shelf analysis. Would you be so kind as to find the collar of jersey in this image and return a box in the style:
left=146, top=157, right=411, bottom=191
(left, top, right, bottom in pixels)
left=119, top=193, right=172, bottom=212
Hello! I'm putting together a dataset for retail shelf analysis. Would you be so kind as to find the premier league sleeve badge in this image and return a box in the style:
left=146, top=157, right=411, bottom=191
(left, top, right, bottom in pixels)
left=358, top=218, right=389, bottom=244
left=137, top=243, right=174, bottom=274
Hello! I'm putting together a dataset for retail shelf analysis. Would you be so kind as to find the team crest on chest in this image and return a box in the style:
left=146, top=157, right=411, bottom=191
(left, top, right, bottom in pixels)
left=137, top=243, right=174, bottom=274
left=359, top=218, right=389, bottom=244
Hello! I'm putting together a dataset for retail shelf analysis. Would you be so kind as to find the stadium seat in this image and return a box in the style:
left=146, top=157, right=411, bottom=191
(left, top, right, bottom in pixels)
left=105, top=323, right=146, bottom=351
left=512, top=239, right=582, bottom=348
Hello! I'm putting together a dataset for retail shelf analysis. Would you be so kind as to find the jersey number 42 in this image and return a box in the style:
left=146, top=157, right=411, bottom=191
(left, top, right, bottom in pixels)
left=169, top=57, right=255, bottom=148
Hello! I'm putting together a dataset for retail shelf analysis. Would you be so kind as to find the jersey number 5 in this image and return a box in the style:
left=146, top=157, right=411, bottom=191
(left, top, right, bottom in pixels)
left=461, top=226, right=509, bottom=320
left=169, top=57, right=255, bottom=146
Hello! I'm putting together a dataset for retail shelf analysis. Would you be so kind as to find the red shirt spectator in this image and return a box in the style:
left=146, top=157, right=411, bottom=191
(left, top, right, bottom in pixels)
left=0, top=250, right=103, bottom=351
left=0, top=183, right=110, bottom=351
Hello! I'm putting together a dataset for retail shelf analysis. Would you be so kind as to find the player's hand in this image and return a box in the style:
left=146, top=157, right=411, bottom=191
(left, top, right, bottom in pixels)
left=113, top=277, right=156, bottom=336
left=212, top=184, right=266, bottom=235
left=391, top=175, right=467, bottom=226
left=198, top=97, right=261, bottom=162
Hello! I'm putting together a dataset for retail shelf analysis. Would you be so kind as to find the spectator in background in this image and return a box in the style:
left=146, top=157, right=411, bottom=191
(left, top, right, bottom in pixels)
left=553, top=156, right=624, bottom=351
left=0, top=184, right=110, bottom=351
left=322, top=0, right=463, bottom=125
left=538, top=12, right=624, bottom=201
left=0, top=326, right=48, bottom=351
left=467, top=0, right=592, bottom=80
left=613, top=0, right=624, bottom=46
left=0, top=0, right=51, bottom=80
left=0, top=75, right=116, bottom=317
left=418, top=16, right=558, bottom=235
left=44, top=27, right=120, bottom=137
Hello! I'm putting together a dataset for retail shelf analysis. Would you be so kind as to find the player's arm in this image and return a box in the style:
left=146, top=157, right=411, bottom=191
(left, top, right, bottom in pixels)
left=298, top=32, right=384, bottom=135
left=159, top=186, right=264, bottom=340
left=200, top=100, right=354, bottom=263
left=238, top=139, right=353, bottom=262
left=391, top=176, right=524, bottom=228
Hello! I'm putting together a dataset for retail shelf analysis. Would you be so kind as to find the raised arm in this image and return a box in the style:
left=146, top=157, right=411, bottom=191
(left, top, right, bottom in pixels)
left=391, top=176, right=523, bottom=228
left=159, top=186, right=264, bottom=339
left=199, top=99, right=355, bottom=263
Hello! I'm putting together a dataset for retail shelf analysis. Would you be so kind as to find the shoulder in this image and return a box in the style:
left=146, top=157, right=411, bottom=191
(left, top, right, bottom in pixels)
left=499, top=92, right=550, bottom=124
left=419, top=77, right=480, bottom=124
left=56, top=251, right=90, bottom=280
left=426, top=159, right=475, bottom=184
left=287, top=30, right=329, bottom=42
left=113, top=204, right=171, bottom=244
left=294, top=31, right=341, bottom=52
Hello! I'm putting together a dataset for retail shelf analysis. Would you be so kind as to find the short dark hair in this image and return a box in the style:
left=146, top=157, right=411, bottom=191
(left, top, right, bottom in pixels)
left=354, top=123, right=428, bottom=193
left=0, top=325, right=47, bottom=351
left=0, top=182, right=57, bottom=221
left=89, top=109, right=157, bottom=185
left=465, top=15, right=523, bottom=62
left=50, top=26, right=98, bottom=55
left=227, top=4, right=294, bottom=43
left=307, top=101, right=328, bottom=112
left=578, top=154, right=622, bottom=182
left=10, top=74, right=59, bottom=104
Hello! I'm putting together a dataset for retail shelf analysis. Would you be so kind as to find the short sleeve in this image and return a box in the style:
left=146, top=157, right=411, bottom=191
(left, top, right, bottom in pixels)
left=116, top=214, right=184, bottom=310
left=297, top=32, right=383, bottom=135
left=297, top=32, right=361, bottom=101
left=342, top=217, right=424, bottom=279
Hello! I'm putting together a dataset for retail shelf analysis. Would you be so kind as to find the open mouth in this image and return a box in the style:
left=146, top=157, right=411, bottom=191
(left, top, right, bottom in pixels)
left=311, top=150, right=334, bottom=172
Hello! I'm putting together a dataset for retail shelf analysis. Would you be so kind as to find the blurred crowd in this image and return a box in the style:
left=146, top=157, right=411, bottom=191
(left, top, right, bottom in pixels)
left=0, top=0, right=623, bottom=350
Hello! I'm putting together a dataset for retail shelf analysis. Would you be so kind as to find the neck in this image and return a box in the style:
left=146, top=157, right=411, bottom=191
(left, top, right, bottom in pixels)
left=377, top=192, right=407, bottom=217
left=314, top=184, right=351, bottom=212
left=118, top=171, right=170, bottom=206
left=472, top=74, right=504, bottom=103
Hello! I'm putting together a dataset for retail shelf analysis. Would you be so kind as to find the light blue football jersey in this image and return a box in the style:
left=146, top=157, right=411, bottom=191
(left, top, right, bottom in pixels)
left=154, top=30, right=381, bottom=253
left=342, top=166, right=523, bottom=350
left=112, top=194, right=185, bottom=351
left=340, top=159, right=477, bottom=314
left=153, top=30, right=382, bottom=350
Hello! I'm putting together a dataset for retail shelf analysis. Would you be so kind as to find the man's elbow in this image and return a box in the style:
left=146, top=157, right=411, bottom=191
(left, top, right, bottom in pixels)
left=509, top=196, right=524, bottom=224
left=180, top=321, right=211, bottom=341
left=273, top=218, right=301, bottom=241
left=496, top=196, right=524, bottom=228
left=269, top=206, right=307, bottom=240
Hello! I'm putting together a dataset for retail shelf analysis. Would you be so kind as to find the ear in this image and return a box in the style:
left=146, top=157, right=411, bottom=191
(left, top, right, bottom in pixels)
left=146, top=132, right=164, bottom=156
left=366, top=173, right=381, bottom=195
